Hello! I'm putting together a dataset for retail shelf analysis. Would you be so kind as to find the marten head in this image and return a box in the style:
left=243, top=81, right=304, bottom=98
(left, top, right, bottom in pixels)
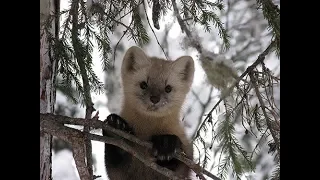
left=121, top=46, right=195, bottom=117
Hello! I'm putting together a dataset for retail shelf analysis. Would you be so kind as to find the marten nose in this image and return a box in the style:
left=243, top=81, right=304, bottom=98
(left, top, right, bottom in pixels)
left=150, top=95, right=160, bottom=104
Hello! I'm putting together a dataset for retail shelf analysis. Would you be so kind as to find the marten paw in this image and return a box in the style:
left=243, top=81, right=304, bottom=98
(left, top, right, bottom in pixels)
left=104, top=114, right=134, bottom=134
left=151, top=135, right=182, bottom=161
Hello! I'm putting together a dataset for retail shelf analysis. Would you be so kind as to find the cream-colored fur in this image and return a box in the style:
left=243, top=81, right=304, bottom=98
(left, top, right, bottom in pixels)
left=106, top=46, right=195, bottom=180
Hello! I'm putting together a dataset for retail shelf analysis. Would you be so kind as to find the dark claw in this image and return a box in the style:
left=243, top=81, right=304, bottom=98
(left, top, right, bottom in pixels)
left=103, top=114, right=134, bottom=168
left=104, top=114, right=134, bottom=134
left=151, top=135, right=181, bottom=162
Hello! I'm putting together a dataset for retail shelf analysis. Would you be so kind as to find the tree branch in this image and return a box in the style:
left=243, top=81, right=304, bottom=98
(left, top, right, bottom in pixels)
left=40, top=114, right=180, bottom=180
left=41, top=116, right=90, bottom=180
left=171, top=0, right=202, bottom=53
left=194, top=41, right=275, bottom=140
left=70, top=0, right=95, bottom=178
left=249, top=70, right=280, bottom=158
left=40, top=113, right=221, bottom=180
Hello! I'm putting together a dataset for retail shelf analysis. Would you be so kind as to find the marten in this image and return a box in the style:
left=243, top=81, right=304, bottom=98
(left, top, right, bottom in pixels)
left=103, top=46, right=195, bottom=180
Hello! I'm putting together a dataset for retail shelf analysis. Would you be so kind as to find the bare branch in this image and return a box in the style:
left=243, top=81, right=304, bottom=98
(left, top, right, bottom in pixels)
left=192, top=90, right=205, bottom=107
left=191, top=86, right=214, bottom=139
left=41, top=115, right=181, bottom=179
left=40, top=113, right=221, bottom=180
left=113, top=20, right=134, bottom=68
left=41, top=116, right=90, bottom=180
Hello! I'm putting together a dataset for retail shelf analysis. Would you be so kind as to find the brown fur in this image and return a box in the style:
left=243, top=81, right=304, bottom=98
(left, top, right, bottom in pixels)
left=106, top=46, right=195, bottom=180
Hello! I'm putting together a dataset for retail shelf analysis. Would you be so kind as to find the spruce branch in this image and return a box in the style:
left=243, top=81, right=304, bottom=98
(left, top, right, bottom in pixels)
left=250, top=128, right=268, bottom=160
left=214, top=100, right=246, bottom=179
left=129, top=2, right=150, bottom=46
left=40, top=113, right=221, bottom=180
left=249, top=70, right=280, bottom=158
left=172, top=0, right=203, bottom=53
left=172, top=0, right=230, bottom=52
left=70, top=0, right=95, bottom=178
left=270, top=162, right=280, bottom=180
left=195, top=41, right=275, bottom=141
left=256, top=0, right=280, bottom=56
left=193, top=41, right=276, bottom=179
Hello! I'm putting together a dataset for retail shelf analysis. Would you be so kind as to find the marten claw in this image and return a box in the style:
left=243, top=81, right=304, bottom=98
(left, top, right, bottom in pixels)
left=104, top=113, right=134, bottom=134
left=151, top=135, right=181, bottom=161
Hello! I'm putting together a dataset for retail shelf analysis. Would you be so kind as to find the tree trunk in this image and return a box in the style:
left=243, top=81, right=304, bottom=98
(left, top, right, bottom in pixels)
left=40, top=0, right=59, bottom=179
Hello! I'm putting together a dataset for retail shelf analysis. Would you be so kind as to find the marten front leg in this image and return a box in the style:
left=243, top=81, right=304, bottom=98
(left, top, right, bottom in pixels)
left=103, top=114, right=134, bottom=168
left=151, top=135, right=182, bottom=171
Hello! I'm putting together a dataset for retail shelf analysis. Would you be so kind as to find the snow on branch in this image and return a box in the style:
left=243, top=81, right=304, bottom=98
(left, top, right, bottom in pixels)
left=40, top=113, right=221, bottom=180
left=195, top=41, right=276, bottom=139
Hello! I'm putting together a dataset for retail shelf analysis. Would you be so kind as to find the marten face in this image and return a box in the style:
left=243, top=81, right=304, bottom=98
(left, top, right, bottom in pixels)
left=121, top=47, right=195, bottom=117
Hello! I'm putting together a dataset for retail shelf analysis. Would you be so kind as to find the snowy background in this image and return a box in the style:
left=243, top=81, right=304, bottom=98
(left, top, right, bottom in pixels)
left=52, top=0, right=280, bottom=180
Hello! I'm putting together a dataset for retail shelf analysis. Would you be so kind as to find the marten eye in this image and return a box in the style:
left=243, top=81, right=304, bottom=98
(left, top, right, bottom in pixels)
left=165, top=85, right=172, bottom=93
left=140, top=81, right=148, bottom=89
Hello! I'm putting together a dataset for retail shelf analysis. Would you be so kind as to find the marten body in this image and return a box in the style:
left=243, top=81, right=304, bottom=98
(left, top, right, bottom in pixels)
left=103, top=46, right=195, bottom=180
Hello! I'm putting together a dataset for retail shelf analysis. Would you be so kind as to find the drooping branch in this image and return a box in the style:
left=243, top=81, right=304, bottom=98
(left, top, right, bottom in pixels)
left=70, top=0, right=95, bottom=178
left=194, top=41, right=275, bottom=140
left=249, top=70, right=280, bottom=158
left=40, top=113, right=221, bottom=180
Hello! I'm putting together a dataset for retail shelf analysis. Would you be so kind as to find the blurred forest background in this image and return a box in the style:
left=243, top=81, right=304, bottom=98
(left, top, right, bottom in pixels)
left=42, top=0, right=280, bottom=179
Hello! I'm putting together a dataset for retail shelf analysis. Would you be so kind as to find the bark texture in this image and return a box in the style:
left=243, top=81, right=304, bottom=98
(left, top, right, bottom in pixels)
left=40, top=0, right=59, bottom=179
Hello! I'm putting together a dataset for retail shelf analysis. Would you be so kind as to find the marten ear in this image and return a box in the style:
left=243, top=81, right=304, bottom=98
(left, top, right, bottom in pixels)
left=121, top=46, right=151, bottom=74
left=172, top=56, right=195, bottom=87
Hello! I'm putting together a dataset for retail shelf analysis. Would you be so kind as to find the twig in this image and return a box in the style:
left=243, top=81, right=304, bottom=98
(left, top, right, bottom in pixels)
left=142, top=1, right=169, bottom=60
left=109, top=14, right=135, bottom=33
left=113, top=19, right=134, bottom=68
left=116, top=0, right=144, bottom=21
left=249, top=70, right=280, bottom=158
left=192, top=90, right=205, bottom=107
left=191, top=86, right=214, bottom=139
left=171, top=0, right=202, bottom=53
left=250, top=128, right=268, bottom=160
left=40, top=113, right=221, bottom=180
